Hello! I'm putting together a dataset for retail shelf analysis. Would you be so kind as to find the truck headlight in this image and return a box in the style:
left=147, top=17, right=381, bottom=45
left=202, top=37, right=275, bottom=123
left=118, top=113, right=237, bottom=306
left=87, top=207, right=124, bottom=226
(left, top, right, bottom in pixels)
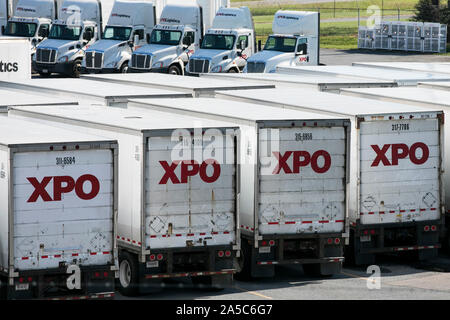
left=152, top=62, right=163, bottom=69
left=58, top=56, right=69, bottom=63
left=211, top=66, right=222, bottom=73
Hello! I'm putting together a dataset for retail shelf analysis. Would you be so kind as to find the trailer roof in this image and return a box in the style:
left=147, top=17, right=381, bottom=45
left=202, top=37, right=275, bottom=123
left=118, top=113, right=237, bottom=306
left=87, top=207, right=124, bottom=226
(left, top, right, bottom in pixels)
left=214, top=88, right=437, bottom=117
left=277, top=65, right=450, bottom=85
left=352, top=62, right=450, bottom=75
left=0, top=88, right=78, bottom=109
left=418, top=81, right=450, bottom=91
left=199, top=72, right=396, bottom=88
left=340, top=87, right=450, bottom=109
left=0, top=78, right=191, bottom=101
left=81, top=73, right=275, bottom=94
left=0, top=116, right=113, bottom=146
left=9, top=104, right=238, bottom=133
left=128, top=97, right=346, bottom=123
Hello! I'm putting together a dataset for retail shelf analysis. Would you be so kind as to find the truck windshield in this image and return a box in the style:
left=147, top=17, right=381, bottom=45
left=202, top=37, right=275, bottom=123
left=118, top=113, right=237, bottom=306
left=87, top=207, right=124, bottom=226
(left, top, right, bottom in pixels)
left=201, top=34, right=235, bottom=50
left=3, top=22, right=37, bottom=37
left=48, top=24, right=82, bottom=41
left=103, top=26, right=132, bottom=41
left=263, top=36, right=297, bottom=53
left=150, top=30, right=182, bottom=45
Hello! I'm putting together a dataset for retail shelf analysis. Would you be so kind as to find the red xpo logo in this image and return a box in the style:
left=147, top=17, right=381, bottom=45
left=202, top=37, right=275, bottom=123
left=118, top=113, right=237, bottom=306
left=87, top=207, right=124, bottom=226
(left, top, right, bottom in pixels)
left=159, top=159, right=221, bottom=184
left=272, top=150, right=332, bottom=174
left=27, top=175, right=100, bottom=202
left=371, top=142, right=429, bottom=167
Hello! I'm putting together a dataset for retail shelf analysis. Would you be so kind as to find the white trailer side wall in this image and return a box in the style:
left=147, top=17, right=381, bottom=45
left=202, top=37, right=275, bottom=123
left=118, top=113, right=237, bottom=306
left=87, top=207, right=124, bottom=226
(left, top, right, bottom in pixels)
left=0, top=147, right=9, bottom=271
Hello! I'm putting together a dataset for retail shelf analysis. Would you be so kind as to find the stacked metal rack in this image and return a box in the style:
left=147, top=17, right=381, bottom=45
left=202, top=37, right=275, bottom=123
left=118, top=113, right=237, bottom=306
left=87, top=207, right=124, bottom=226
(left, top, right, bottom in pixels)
left=358, top=21, right=447, bottom=53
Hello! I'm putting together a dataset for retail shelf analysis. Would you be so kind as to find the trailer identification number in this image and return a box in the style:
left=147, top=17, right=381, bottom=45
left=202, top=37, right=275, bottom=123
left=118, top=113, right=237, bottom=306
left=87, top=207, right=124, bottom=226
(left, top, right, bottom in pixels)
left=295, top=132, right=312, bottom=141
left=56, top=156, right=76, bottom=166
left=392, top=123, right=409, bottom=131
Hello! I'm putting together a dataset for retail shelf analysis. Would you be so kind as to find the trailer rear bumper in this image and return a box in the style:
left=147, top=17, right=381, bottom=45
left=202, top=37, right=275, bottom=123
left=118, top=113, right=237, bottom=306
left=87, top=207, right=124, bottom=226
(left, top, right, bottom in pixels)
left=46, top=292, right=115, bottom=300
left=256, top=257, right=344, bottom=265
left=144, top=269, right=235, bottom=279
left=360, top=244, right=441, bottom=254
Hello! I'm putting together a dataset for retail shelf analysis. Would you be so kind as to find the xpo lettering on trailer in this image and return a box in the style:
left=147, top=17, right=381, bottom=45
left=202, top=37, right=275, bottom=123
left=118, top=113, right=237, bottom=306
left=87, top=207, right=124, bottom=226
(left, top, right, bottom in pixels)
left=215, top=87, right=444, bottom=265
left=8, top=104, right=240, bottom=295
left=340, top=86, right=450, bottom=254
left=0, top=116, right=118, bottom=300
left=127, top=97, right=350, bottom=278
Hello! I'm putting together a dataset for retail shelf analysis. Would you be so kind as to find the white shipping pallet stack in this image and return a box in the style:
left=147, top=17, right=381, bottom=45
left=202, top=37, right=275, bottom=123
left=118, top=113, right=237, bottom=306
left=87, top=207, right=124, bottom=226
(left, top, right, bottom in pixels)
left=358, top=21, right=447, bottom=53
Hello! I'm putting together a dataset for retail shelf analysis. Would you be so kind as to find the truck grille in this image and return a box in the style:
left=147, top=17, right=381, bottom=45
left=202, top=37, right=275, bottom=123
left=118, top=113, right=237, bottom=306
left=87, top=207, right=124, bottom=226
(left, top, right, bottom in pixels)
left=189, top=59, right=210, bottom=73
left=85, top=51, right=103, bottom=69
left=36, top=48, right=56, bottom=64
left=131, top=54, right=151, bottom=70
left=246, top=61, right=266, bottom=73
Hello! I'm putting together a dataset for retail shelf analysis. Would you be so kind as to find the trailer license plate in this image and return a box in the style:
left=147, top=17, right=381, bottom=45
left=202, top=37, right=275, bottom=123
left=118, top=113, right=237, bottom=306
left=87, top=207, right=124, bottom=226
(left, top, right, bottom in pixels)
left=259, top=246, right=271, bottom=253
left=15, top=283, right=29, bottom=291
left=360, top=235, right=371, bottom=242
left=146, top=261, right=159, bottom=268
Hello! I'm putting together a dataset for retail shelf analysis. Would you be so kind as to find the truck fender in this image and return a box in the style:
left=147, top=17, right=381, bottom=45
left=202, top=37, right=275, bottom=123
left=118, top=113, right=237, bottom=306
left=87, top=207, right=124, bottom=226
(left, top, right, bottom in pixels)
left=169, top=60, right=185, bottom=76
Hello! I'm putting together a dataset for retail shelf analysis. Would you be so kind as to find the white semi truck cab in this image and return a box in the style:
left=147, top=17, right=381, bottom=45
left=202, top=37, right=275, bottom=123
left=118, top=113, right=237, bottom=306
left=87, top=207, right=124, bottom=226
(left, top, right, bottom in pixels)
left=129, top=2, right=204, bottom=75
left=187, top=6, right=254, bottom=74
left=83, top=0, right=155, bottom=74
left=1, top=0, right=58, bottom=54
left=244, top=10, right=319, bottom=73
left=33, top=0, right=109, bottom=77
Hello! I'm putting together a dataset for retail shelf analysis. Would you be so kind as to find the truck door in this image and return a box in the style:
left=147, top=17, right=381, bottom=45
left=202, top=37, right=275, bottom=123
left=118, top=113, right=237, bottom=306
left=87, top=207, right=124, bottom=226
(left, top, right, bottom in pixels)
left=182, top=31, right=195, bottom=60
left=294, top=37, right=309, bottom=65
left=236, top=34, right=250, bottom=66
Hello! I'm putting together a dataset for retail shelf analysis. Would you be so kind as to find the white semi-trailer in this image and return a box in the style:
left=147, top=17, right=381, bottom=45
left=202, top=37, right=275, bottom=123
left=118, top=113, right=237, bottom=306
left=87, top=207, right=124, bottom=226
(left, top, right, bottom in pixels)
left=83, top=0, right=155, bottom=74
left=0, top=116, right=118, bottom=300
left=244, top=10, right=319, bottom=73
left=127, top=97, right=350, bottom=278
left=216, top=88, right=444, bottom=265
left=9, top=104, right=240, bottom=294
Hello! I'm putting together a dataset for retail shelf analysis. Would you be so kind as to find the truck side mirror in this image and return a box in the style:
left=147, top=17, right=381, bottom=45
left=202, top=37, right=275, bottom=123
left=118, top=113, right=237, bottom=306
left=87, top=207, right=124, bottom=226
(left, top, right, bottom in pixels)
left=183, top=36, right=192, bottom=47
left=134, top=34, right=139, bottom=45
left=1, top=26, right=4, bottom=34
left=296, top=43, right=307, bottom=55
left=146, top=33, right=150, bottom=44
left=239, top=40, right=246, bottom=50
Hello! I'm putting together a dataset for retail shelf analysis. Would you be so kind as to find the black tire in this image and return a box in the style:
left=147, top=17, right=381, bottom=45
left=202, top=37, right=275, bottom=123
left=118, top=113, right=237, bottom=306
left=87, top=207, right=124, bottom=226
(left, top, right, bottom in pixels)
left=117, top=251, right=139, bottom=296
left=168, top=64, right=182, bottom=75
left=120, top=62, right=129, bottom=73
left=0, top=277, right=7, bottom=300
left=71, top=59, right=81, bottom=78
left=235, top=240, right=252, bottom=281
left=227, top=68, right=238, bottom=73
left=39, top=71, right=51, bottom=78
left=302, top=264, right=333, bottom=278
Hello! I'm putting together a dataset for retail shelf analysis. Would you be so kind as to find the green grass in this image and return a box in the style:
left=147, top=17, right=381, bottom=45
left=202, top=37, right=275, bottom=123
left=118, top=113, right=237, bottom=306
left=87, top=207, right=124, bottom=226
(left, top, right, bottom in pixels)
left=237, top=0, right=426, bottom=50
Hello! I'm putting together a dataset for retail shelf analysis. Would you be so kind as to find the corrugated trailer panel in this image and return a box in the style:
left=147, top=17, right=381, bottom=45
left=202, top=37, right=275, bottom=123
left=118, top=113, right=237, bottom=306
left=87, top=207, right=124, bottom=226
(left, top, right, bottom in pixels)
left=257, top=126, right=346, bottom=234
left=145, top=132, right=237, bottom=249
left=13, top=149, right=115, bottom=270
left=359, top=117, right=441, bottom=224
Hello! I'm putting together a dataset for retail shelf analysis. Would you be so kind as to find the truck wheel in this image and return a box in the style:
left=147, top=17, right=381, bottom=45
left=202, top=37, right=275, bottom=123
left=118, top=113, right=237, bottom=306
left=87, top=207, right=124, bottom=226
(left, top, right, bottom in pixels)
left=120, top=62, right=129, bottom=73
left=0, top=277, right=6, bottom=300
left=192, top=274, right=229, bottom=291
left=168, top=65, right=181, bottom=75
left=39, top=72, right=51, bottom=78
left=71, top=60, right=81, bottom=78
left=227, top=68, right=238, bottom=73
left=118, top=251, right=139, bottom=296
left=235, top=240, right=252, bottom=281
left=303, top=263, right=334, bottom=278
